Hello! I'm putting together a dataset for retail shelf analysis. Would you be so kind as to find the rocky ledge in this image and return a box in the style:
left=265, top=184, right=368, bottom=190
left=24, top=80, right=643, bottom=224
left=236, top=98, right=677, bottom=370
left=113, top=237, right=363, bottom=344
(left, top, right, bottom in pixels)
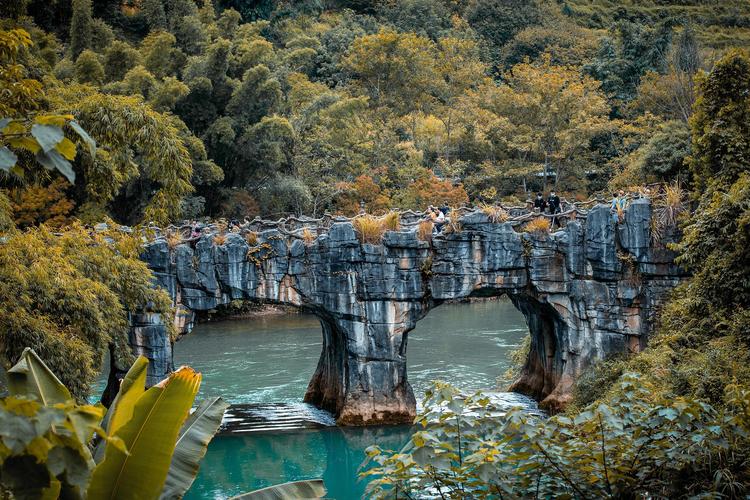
left=128, top=199, right=686, bottom=425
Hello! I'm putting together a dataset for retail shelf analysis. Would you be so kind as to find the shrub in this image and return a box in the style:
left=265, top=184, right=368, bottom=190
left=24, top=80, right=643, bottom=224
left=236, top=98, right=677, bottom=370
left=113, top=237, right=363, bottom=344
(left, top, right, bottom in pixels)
left=353, top=215, right=385, bottom=244
left=362, top=377, right=750, bottom=499
left=481, top=204, right=509, bottom=223
left=497, top=335, right=530, bottom=387
left=0, top=224, right=173, bottom=400
left=417, top=220, right=433, bottom=241
left=523, top=216, right=550, bottom=235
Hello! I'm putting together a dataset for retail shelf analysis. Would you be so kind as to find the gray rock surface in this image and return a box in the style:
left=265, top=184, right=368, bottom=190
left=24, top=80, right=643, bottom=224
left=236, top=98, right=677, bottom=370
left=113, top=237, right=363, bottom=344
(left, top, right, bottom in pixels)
left=130, top=200, right=686, bottom=424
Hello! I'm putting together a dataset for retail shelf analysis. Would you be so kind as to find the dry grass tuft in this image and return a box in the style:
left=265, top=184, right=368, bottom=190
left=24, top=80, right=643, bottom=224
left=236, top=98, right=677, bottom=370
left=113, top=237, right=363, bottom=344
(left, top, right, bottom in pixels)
left=245, top=231, right=258, bottom=246
left=417, top=220, right=434, bottom=242
left=442, top=218, right=462, bottom=235
left=302, top=227, right=315, bottom=245
left=213, top=233, right=227, bottom=246
left=381, top=211, right=401, bottom=232
left=523, top=217, right=551, bottom=236
left=652, top=182, right=687, bottom=245
left=166, top=232, right=183, bottom=249
left=481, top=204, right=509, bottom=223
left=353, top=215, right=385, bottom=244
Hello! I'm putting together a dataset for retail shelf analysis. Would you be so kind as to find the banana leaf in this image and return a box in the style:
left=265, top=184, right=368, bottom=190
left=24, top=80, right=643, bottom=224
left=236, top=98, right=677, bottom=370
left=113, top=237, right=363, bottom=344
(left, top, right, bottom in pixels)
left=229, top=480, right=327, bottom=499
left=160, top=396, right=229, bottom=499
left=93, top=355, right=149, bottom=463
left=88, top=367, right=201, bottom=499
left=6, top=348, right=71, bottom=405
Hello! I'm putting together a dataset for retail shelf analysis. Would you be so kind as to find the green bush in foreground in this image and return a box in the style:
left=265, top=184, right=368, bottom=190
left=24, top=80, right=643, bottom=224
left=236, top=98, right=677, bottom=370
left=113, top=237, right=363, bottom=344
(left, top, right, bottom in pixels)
left=362, top=378, right=750, bottom=499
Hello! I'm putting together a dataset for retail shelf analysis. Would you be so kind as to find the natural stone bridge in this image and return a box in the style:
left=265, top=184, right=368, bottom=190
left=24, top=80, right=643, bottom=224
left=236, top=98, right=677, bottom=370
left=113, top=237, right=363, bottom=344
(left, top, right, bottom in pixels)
left=125, top=199, right=685, bottom=425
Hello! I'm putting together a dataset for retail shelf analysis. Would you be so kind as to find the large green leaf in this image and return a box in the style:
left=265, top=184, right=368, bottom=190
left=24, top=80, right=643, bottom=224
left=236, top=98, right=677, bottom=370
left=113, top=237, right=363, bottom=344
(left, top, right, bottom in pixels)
left=6, top=348, right=72, bottom=405
left=93, top=356, right=149, bottom=463
left=160, top=397, right=229, bottom=499
left=0, top=145, right=17, bottom=171
left=88, top=367, right=201, bottom=500
left=229, top=480, right=327, bottom=499
left=35, top=148, right=75, bottom=183
left=68, top=120, right=96, bottom=157
left=104, top=356, right=149, bottom=436
left=30, top=124, right=64, bottom=152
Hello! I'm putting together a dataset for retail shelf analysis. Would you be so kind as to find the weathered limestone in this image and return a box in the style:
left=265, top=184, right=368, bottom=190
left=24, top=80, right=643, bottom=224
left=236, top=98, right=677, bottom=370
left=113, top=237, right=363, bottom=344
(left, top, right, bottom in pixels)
left=129, top=199, right=686, bottom=424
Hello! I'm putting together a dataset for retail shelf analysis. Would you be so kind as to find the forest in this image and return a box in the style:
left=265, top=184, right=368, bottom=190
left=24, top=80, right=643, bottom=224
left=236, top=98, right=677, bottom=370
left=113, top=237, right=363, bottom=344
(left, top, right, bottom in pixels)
left=2, top=0, right=750, bottom=498
left=2, top=0, right=749, bottom=224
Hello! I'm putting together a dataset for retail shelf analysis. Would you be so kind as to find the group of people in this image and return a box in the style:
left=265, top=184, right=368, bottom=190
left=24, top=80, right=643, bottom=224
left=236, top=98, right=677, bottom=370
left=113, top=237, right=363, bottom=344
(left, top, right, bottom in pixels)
left=532, top=190, right=563, bottom=227
left=532, top=190, right=562, bottom=215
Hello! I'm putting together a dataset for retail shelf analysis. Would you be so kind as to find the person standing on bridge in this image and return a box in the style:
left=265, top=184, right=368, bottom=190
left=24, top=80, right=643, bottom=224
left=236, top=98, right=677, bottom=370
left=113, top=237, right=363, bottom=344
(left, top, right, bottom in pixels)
left=547, top=190, right=561, bottom=227
left=533, top=192, right=547, bottom=213
left=611, top=189, right=627, bottom=223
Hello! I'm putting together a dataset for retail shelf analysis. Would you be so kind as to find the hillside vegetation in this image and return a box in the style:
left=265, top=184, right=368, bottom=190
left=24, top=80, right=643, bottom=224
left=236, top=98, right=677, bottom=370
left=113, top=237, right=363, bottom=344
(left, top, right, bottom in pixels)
left=1, top=0, right=747, bottom=225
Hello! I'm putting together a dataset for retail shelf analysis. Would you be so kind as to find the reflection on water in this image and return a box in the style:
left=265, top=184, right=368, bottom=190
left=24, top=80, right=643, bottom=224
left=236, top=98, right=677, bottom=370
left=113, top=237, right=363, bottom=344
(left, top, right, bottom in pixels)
left=187, top=426, right=411, bottom=499
left=181, top=299, right=531, bottom=499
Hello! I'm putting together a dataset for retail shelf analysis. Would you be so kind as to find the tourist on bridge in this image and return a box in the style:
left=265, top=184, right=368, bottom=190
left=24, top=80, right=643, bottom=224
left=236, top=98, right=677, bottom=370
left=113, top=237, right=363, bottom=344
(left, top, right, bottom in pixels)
left=547, top=190, right=561, bottom=227
left=439, top=201, right=451, bottom=218
left=428, top=206, right=446, bottom=233
left=533, top=192, right=547, bottom=213
left=611, top=189, right=627, bottom=223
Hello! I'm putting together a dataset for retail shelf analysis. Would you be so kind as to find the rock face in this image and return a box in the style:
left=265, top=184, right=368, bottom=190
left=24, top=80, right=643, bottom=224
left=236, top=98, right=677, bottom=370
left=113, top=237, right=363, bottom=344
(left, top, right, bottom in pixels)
left=131, top=199, right=686, bottom=425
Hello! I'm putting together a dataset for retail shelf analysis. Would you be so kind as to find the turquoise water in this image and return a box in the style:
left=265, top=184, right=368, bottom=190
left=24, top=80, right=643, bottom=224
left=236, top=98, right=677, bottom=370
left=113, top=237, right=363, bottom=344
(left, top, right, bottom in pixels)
left=179, top=299, right=532, bottom=499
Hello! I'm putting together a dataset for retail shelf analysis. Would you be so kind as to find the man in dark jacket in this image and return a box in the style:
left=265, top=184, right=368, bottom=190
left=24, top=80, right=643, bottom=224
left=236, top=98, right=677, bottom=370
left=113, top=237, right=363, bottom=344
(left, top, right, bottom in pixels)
left=547, top=190, right=561, bottom=227
left=547, top=191, right=561, bottom=214
left=533, top=192, right=547, bottom=212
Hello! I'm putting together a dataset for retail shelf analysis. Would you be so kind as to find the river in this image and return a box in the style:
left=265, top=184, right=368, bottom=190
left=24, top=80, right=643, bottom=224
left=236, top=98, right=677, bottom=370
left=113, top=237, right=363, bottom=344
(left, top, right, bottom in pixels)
left=175, top=298, right=534, bottom=499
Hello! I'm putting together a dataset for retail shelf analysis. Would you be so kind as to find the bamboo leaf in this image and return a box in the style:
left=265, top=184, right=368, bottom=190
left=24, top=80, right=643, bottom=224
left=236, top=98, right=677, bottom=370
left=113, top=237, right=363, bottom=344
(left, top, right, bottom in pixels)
left=6, top=348, right=72, bottom=405
left=160, top=397, right=228, bottom=499
left=229, top=480, right=327, bottom=499
left=88, top=367, right=200, bottom=500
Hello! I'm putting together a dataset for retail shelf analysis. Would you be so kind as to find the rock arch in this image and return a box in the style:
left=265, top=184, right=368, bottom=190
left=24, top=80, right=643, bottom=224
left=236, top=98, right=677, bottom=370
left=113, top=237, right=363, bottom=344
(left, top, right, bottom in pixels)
left=125, top=199, right=685, bottom=425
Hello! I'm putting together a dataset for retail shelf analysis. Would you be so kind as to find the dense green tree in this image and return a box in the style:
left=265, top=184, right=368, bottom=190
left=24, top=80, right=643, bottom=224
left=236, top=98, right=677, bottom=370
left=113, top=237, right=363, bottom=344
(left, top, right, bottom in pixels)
left=69, top=0, right=92, bottom=58
left=344, top=29, right=438, bottom=115
left=378, top=0, right=452, bottom=41
left=174, top=14, right=208, bottom=55
left=688, top=49, right=750, bottom=192
left=141, top=30, right=186, bottom=79
left=74, top=49, right=104, bottom=84
left=227, top=64, right=282, bottom=125
left=585, top=19, right=673, bottom=108
left=639, top=120, right=691, bottom=182
left=103, top=40, right=142, bottom=82
left=596, top=50, right=750, bottom=410
left=465, top=0, right=541, bottom=68
left=90, top=18, right=114, bottom=52
left=0, top=224, right=173, bottom=400
left=142, top=0, right=168, bottom=31
left=233, top=115, right=294, bottom=187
